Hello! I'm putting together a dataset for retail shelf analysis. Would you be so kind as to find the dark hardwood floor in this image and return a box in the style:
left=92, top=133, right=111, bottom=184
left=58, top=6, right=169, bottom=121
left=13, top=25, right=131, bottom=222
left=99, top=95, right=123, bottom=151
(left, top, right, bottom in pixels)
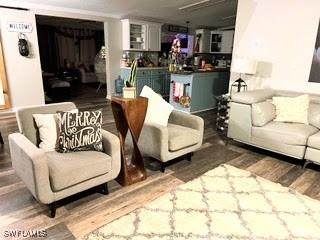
left=1, top=84, right=320, bottom=239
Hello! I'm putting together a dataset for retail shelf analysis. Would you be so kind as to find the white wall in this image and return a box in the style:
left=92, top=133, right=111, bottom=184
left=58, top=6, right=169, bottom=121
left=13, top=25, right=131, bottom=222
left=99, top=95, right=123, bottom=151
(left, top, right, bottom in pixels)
left=0, top=8, right=44, bottom=108
left=104, top=19, right=122, bottom=98
left=231, top=0, right=320, bottom=93
left=0, top=6, right=123, bottom=110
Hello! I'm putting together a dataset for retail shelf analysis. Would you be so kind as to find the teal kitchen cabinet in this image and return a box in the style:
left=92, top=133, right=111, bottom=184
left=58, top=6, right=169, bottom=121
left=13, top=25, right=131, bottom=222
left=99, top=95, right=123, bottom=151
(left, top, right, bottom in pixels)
left=120, top=67, right=170, bottom=96
left=136, top=69, right=152, bottom=95
left=151, top=69, right=166, bottom=94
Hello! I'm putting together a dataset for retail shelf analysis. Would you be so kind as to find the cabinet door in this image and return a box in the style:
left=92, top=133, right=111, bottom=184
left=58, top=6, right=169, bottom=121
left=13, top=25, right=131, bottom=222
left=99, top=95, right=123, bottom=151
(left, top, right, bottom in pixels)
left=151, top=70, right=165, bottom=94
left=136, top=70, right=151, bottom=95
left=122, top=19, right=148, bottom=51
left=210, top=31, right=223, bottom=53
left=148, top=24, right=161, bottom=51
left=221, top=31, right=234, bottom=53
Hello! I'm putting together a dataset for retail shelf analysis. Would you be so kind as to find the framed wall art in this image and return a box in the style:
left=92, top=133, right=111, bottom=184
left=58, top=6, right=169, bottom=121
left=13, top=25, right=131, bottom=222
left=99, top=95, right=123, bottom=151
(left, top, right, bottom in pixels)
left=309, top=20, right=320, bottom=83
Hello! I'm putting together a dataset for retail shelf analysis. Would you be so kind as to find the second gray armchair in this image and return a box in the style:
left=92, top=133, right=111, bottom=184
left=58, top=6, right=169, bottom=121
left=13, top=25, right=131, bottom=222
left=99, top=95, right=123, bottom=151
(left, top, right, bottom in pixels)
left=9, top=102, right=121, bottom=218
left=137, top=110, right=204, bottom=172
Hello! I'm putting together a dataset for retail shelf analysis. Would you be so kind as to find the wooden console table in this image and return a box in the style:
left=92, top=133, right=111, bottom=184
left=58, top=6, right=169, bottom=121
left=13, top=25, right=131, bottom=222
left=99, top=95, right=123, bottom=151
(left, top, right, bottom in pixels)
left=111, top=96, right=148, bottom=186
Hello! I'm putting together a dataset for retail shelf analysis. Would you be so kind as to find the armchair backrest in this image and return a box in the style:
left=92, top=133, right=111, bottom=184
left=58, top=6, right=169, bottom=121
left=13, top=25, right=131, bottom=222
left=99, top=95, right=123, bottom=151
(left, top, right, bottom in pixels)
left=16, top=102, right=76, bottom=146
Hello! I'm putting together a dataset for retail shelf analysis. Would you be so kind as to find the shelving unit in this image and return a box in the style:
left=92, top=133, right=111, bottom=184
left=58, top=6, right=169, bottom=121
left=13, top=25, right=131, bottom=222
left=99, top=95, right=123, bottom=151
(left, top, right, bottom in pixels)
left=216, top=95, right=231, bottom=133
left=129, top=23, right=147, bottom=50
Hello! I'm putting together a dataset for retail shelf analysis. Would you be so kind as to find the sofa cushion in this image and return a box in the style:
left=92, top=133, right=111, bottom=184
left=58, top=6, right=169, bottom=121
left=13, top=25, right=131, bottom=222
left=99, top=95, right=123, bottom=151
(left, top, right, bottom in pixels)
left=168, top=124, right=201, bottom=152
left=309, top=103, right=320, bottom=129
left=252, top=101, right=276, bottom=127
left=232, top=89, right=275, bottom=104
left=272, top=94, right=309, bottom=124
left=252, top=122, right=318, bottom=146
left=307, top=132, right=320, bottom=150
left=46, top=151, right=111, bottom=191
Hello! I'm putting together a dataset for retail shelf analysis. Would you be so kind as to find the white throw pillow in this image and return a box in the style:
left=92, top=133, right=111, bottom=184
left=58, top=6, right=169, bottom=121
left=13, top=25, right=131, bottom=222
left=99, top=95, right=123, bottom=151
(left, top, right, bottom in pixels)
left=140, top=86, right=174, bottom=126
left=33, top=109, right=78, bottom=152
left=272, top=94, right=309, bottom=124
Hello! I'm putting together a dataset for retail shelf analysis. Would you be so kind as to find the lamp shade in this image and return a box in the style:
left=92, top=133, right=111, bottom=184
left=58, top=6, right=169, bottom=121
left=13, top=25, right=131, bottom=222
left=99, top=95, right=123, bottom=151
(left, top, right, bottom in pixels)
left=231, top=58, right=257, bottom=74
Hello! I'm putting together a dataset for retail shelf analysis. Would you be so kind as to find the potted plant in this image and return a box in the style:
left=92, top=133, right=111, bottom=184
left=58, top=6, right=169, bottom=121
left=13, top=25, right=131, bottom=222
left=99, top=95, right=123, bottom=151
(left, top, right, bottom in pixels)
left=123, top=59, right=137, bottom=98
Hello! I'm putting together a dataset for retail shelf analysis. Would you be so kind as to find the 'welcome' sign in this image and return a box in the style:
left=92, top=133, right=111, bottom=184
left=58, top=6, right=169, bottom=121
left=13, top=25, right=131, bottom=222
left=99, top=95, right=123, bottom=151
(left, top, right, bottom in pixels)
left=7, top=21, right=33, bottom=33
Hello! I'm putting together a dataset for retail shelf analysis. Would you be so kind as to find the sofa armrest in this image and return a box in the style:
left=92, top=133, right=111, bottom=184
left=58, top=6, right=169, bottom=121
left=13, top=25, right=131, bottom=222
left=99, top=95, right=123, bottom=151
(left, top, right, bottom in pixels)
left=232, top=89, right=275, bottom=104
left=138, top=123, right=169, bottom=161
left=101, top=129, right=121, bottom=178
left=168, top=110, right=204, bottom=133
left=8, top=133, right=53, bottom=204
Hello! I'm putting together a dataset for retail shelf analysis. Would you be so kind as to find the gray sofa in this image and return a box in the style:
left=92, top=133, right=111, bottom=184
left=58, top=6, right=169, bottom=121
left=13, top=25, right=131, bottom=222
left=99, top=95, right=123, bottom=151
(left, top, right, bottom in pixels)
left=9, top=102, right=121, bottom=217
left=228, top=89, right=320, bottom=168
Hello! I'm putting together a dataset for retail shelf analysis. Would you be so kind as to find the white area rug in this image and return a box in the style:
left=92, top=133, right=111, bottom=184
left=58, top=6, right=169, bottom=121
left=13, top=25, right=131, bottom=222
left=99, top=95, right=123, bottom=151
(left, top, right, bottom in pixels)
left=84, top=164, right=320, bottom=240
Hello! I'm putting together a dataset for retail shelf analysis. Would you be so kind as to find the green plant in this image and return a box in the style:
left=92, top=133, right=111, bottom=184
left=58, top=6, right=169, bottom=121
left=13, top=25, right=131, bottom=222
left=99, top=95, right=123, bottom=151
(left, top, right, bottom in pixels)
left=124, top=59, right=138, bottom=87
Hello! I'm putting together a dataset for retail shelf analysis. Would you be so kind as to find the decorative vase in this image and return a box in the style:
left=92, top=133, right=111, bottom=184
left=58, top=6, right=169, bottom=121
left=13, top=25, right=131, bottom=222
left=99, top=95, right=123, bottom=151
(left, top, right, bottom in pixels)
left=123, top=87, right=136, bottom=98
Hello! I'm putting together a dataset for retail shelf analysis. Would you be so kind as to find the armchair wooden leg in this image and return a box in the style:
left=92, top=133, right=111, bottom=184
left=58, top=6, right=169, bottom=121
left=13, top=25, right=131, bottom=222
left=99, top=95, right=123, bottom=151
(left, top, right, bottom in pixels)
left=160, top=162, right=166, bottom=173
left=98, top=183, right=109, bottom=195
left=302, top=160, right=310, bottom=170
left=49, top=202, right=56, bottom=218
left=186, top=153, right=193, bottom=162
left=0, top=131, right=4, bottom=145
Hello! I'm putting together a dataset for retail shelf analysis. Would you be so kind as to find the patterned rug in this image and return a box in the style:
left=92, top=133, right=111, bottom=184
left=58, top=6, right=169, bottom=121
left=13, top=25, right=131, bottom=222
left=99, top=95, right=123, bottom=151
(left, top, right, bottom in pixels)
left=84, top=164, right=320, bottom=240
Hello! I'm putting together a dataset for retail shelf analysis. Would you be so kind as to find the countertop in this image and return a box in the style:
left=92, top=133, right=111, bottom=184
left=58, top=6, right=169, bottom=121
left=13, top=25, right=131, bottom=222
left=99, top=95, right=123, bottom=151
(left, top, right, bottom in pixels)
left=121, top=66, right=230, bottom=74
left=170, top=68, right=230, bottom=75
left=121, top=66, right=168, bottom=70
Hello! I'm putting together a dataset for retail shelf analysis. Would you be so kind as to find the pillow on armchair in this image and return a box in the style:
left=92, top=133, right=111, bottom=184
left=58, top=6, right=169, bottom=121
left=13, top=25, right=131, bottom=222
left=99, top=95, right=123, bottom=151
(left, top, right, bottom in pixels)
left=140, top=86, right=174, bottom=127
left=33, top=109, right=78, bottom=152
left=57, top=110, right=103, bottom=153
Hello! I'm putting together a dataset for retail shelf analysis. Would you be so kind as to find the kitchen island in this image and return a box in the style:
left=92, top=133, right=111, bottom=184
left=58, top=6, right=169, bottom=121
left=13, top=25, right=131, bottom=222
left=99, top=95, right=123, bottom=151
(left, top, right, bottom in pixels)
left=170, top=70, right=230, bottom=113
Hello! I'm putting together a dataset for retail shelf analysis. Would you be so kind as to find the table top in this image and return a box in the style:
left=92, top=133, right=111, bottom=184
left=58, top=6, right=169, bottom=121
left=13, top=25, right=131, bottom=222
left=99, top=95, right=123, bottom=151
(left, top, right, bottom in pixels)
left=111, top=96, right=148, bottom=103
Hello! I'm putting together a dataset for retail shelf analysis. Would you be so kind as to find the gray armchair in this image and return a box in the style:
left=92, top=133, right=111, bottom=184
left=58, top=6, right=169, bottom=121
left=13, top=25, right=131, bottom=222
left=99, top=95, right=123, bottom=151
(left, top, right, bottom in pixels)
left=9, top=102, right=121, bottom=218
left=137, top=110, right=204, bottom=172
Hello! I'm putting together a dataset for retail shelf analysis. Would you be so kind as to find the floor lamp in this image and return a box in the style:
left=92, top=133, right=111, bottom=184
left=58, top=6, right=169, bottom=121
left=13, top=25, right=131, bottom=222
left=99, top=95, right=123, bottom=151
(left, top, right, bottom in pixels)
left=230, top=58, right=257, bottom=95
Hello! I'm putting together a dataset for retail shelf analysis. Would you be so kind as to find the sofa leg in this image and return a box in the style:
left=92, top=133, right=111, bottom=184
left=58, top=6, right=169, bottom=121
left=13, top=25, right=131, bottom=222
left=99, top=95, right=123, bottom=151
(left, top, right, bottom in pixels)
left=98, top=183, right=109, bottom=195
left=49, top=202, right=56, bottom=218
left=302, top=160, right=310, bottom=170
left=160, top=162, right=166, bottom=173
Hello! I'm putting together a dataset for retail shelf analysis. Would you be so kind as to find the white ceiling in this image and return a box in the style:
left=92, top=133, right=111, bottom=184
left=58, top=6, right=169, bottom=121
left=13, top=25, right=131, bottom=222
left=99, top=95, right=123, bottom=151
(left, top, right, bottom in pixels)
left=0, top=0, right=238, bottom=28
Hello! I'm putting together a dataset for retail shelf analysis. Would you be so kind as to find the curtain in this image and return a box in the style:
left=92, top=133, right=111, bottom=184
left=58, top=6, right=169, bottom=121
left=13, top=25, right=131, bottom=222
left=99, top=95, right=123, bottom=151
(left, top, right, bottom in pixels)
left=37, top=25, right=60, bottom=72
left=79, top=29, right=96, bottom=67
left=56, top=28, right=77, bottom=68
left=37, top=25, right=104, bottom=71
